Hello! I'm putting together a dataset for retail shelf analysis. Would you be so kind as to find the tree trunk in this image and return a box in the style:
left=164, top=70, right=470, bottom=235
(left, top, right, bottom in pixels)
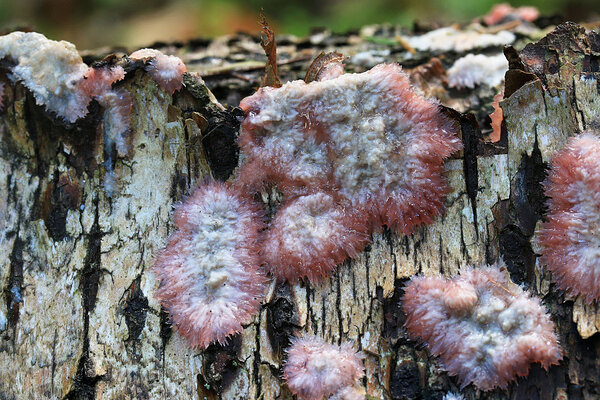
left=1, top=20, right=599, bottom=400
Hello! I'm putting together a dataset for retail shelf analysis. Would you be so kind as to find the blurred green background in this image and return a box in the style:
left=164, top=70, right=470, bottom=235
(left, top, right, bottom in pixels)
left=0, top=0, right=598, bottom=49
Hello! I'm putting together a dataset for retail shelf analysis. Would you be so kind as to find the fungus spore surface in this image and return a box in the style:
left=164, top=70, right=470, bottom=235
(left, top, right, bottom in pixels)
left=537, top=133, right=600, bottom=303
left=261, top=192, right=369, bottom=283
left=0, top=31, right=132, bottom=146
left=403, top=27, right=515, bottom=52
left=239, top=63, right=461, bottom=234
left=130, top=48, right=187, bottom=94
left=237, top=63, right=461, bottom=282
left=0, top=32, right=92, bottom=121
left=284, top=335, right=364, bottom=400
left=154, top=182, right=265, bottom=348
left=447, top=53, right=508, bottom=89
left=402, top=265, right=562, bottom=390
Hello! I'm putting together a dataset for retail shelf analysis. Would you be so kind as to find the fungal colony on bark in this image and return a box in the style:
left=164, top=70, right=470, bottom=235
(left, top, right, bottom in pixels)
left=153, top=182, right=265, bottom=348
left=4, top=19, right=598, bottom=397
left=283, top=335, right=365, bottom=400
left=150, top=59, right=464, bottom=355
left=0, top=32, right=188, bottom=193
left=536, top=133, right=600, bottom=303
left=402, top=265, right=562, bottom=390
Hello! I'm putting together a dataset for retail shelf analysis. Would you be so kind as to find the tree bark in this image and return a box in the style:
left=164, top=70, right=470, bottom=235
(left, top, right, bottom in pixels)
left=1, top=21, right=599, bottom=400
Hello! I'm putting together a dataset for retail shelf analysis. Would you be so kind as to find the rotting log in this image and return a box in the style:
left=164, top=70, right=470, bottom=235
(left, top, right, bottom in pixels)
left=0, top=20, right=599, bottom=400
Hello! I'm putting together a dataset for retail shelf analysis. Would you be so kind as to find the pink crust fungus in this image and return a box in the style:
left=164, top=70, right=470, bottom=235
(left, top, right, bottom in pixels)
left=78, top=64, right=126, bottom=99
left=284, top=335, right=364, bottom=400
left=483, top=3, right=539, bottom=26
left=130, top=48, right=187, bottom=94
left=96, top=88, right=133, bottom=157
left=239, top=63, right=461, bottom=233
left=536, top=133, right=600, bottom=303
left=0, top=31, right=126, bottom=122
left=261, top=192, right=370, bottom=283
left=329, top=385, right=367, bottom=400
left=237, top=63, right=461, bottom=282
left=402, top=265, right=562, bottom=391
left=153, top=181, right=265, bottom=348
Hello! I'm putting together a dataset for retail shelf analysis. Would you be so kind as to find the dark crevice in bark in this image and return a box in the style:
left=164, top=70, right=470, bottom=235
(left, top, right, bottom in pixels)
left=200, top=106, right=242, bottom=181
left=121, top=275, right=149, bottom=345
left=197, top=374, right=219, bottom=400
left=182, top=74, right=241, bottom=181
left=458, top=213, right=469, bottom=265
left=63, top=313, right=104, bottom=400
left=40, top=170, right=83, bottom=242
left=320, top=291, right=326, bottom=336
left=64, top=197, right=104, bottom=400
left=389, top=345, right=421, bottom=400
left=265, top=283, right=300, bottom=356
left=460, top=113, right=480, bottom=239
left=182, top=115, right=194, bottom=189
left=79, top=199, right=103, bottom=313
left=499, top=224, right=535, bottom=287
left=200, top=335, right=243, bottom=396
left=381, top=278, right=408, bottom=343
left=502, top=133, right=547, bottom=287
left=5, top=236, right=24, bottom=333
left=22, top=87, right=103, bottom=178
left=252, top=312, right=263, bottom=399
left=159, top=306, right=172, bottom=364
left=364, top=242, right=372, bottom=295
left=512, top=133, right=548, bottom=237
left=305, top=284, right=319, bottom=336
left=336, top=272, right=344, bottom=344
left=51, top=329, right=58, bottom=398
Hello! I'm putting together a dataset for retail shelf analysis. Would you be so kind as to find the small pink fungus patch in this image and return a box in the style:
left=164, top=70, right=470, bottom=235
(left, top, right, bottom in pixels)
left=78, top=65, right=125, bottom=99
left=153, top=181, right=265, bottom=348
left=483, top=3, right=539, bottom=26
left=97, top=87, right=133, bottom=156
left=329, top=385, right=366, bottom=400
left=402, top=265, right=562, bottom=391
left=130, top=48, right=187, bottom=94
left=284, top=335, right=364, bottom=400
left=261, top=192, right=369, bottom=283
left=537, top=133, right=600, bottom=303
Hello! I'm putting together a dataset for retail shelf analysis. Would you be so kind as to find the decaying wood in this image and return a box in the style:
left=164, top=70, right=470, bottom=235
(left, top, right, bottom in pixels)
left=0, top=19, right=599, bottom=400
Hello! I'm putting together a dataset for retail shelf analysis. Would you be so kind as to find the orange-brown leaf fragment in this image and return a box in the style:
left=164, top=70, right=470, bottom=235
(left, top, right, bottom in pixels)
left=304, top=52, right=345, bottom=83
left=259, top=13, right=281, bottom=88
left=488, top=88, right=504, bottom=143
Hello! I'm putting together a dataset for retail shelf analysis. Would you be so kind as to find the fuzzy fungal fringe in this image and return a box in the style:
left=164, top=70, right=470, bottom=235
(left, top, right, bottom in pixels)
left=129, top=48, right=187, bottom=94
left=238, top=63, right=461, bottom=283
left=0, top=32, right=126, bottom=123
left=153, top=182, right=265, bottom=348
left=537, top=133, right=600, bottom=303
left=402, top=265, right=562, bottom=390
left=283, top=335, right=365, bottom=400
left=261, top=192, right=370, bottom=283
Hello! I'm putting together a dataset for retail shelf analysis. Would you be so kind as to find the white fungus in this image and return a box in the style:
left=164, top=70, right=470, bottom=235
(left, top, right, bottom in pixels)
left=447, top=53, right=508, bottom=89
